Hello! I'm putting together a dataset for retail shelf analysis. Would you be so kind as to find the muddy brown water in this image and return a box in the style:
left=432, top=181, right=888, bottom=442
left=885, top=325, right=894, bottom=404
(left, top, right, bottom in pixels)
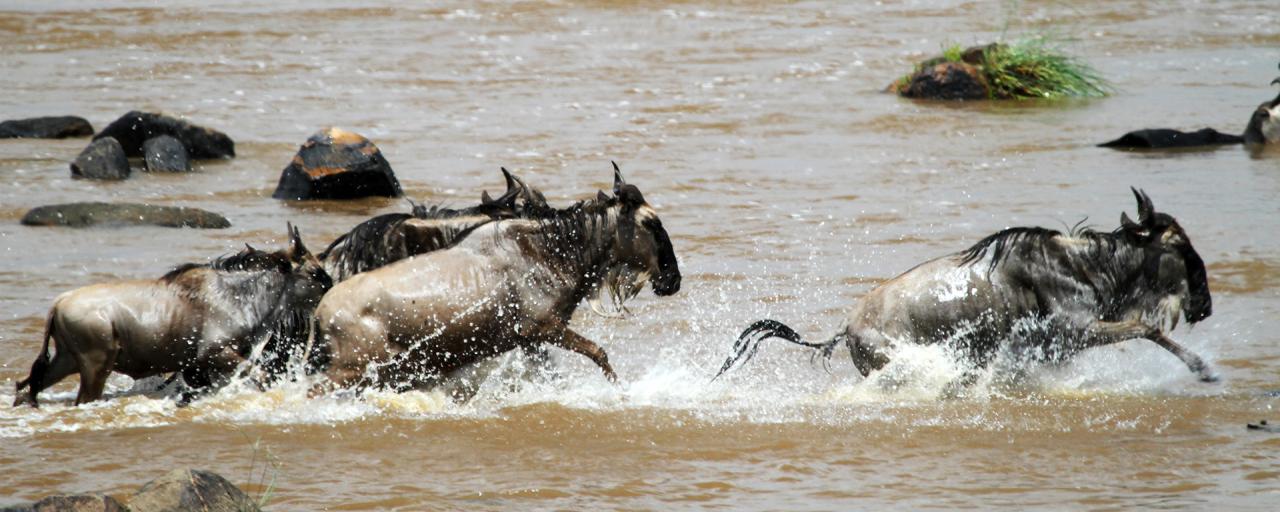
left=2, top=2, right=1279, bottom=510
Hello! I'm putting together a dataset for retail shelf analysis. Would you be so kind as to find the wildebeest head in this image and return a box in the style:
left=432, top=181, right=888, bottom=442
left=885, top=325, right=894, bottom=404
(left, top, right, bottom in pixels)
left=607, top=162, right=681, bottom=298
left=1119, top=189, right=1211, bottom=324
left=1243, top=64, right=1280, bottom=145
left=284, top=223, right=333, bottom=307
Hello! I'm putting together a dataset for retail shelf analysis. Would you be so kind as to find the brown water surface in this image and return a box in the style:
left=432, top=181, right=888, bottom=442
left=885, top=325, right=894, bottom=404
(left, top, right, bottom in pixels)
left=1, top=1, right=1279, bottom=510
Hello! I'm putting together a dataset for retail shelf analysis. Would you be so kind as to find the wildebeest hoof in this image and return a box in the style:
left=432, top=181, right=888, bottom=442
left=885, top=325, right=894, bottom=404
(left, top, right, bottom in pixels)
left=1198, top=371, right=1220, bottom=383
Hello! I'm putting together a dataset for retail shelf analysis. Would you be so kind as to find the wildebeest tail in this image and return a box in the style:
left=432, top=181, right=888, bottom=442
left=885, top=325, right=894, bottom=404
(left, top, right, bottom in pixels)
left=15, top=309, right=56, bottom=405
left=713, top=319, right=838, bottom=380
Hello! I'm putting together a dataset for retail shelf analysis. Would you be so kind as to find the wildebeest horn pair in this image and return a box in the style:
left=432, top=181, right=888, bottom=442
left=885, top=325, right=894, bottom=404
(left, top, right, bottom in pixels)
left=1120, top=187, right=1155, bottom=231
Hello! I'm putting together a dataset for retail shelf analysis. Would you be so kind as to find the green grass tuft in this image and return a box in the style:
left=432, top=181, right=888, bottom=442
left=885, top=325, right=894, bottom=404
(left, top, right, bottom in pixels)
left=894, top=37, right=1111, bottom=100
left=981, top=38, right=1111, bottom=99
left=941, top=44, right=965, bottom=63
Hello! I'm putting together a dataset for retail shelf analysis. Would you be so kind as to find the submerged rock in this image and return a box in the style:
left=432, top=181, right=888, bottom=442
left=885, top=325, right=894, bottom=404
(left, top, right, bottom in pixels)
left=0, top=116, right=94, bottom=139
left=21, top=202, right=231, bottom=229
left=70, top=137, right=130, bottom=180
left=1098, top=128, right=1245, bottom=149
left=129, top=469, right=260, bottom=512
left=1248, top=420, right=1280, bottom=433
left=271, top=126, right=403, bottom=200
left=0, top=494, right=126, bottom=512
left=94, top=111, right=234, bottom=159
left=896, top=61, right=990, bottom=100
left=142, top=135, right=192, bottom=172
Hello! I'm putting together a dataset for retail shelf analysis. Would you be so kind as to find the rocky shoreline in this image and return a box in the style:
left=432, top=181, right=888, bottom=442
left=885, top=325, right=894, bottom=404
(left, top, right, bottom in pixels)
left=1, top=469, right=261, bottom=512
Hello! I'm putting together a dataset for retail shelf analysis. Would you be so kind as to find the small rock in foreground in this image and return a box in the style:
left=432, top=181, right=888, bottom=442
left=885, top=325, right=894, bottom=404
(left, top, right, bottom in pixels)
left=142, top=135, right=192, bottom=172
left=0, top=116, right=94, bottom=139
left=0, top=493, right=126, bottom=512
left=21, top=202, right=231, bottom=229
left=70, top=137, right=130, bottom=180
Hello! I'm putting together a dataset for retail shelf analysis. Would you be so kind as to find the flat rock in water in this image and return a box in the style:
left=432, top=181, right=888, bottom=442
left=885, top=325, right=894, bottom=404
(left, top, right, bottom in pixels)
left=0, top=116, right=94, bottom=139
left=94, top=111, right=234, bottom=159
left=21, top=202, right=231, bottom=229
left=0, top=494, right=127, bottom=512
left=896, top=61, right=990, bottom=100
left=129, top=469, right=259, bottom=512
left=1099, top=128, right=1244, bottom=148
left=271, top=126, right=403, bottom=200
left=70, top=137, right=130, bottom=180
left=1247, top=420, right=1280, bottom=433
left=142, top=135, right=192, bottom=172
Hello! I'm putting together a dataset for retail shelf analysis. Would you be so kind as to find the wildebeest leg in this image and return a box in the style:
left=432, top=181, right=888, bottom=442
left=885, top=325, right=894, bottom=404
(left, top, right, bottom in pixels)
left=14, top=351, right=79, bottom=407
left=531, top=323, right=618, bottom=383
left=73, top=348, right=116, bottom=405
left=1082, top=320, right=1217, bottom=382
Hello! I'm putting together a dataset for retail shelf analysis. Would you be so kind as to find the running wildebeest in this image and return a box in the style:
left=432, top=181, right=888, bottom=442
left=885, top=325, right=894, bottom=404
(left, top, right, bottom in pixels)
left=320, top=168, right=550, bottom=282
left=307, top=167, right=681, bottom=395
left=715, top=189, right=1216, bottom=390
left=13, top=225, right=332, bottom=406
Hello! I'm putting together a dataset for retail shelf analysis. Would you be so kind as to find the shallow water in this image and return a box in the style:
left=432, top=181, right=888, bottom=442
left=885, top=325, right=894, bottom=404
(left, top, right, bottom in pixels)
left=2, top=1, right=1279, bottom=509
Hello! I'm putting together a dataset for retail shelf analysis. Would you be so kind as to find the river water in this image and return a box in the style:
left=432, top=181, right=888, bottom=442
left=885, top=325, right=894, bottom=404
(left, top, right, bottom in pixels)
left=1, top=1, right=1278, bottom=509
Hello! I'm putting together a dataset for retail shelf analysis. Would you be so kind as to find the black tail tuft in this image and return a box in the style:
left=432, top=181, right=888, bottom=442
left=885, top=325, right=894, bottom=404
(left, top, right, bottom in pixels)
left=713, top=319, right=826, bottom=380
left=16, top=313, right=55, bottom=407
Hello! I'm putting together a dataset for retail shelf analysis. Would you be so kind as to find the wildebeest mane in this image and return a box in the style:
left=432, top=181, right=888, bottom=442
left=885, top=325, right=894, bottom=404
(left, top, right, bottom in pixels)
left=160, top=248, right=291, bottom=283
left=958, top=227, right=1061, bottom=271
left=527, top=198, right=615, bottom=264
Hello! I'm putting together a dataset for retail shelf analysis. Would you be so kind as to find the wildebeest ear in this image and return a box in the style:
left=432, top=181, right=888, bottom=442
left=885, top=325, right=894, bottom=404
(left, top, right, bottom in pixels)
left=597, top=190, right=610, bottom=202
left=481, top=190, right=494, bottom=204
left=1131, top=187, right=1155, bottom=225
left=1120, top=212, right=1139, bottom=231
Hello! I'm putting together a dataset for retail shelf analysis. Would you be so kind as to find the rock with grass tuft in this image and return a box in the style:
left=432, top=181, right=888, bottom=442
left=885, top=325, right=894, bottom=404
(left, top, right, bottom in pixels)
left=128, top=469, right=260, bottom=512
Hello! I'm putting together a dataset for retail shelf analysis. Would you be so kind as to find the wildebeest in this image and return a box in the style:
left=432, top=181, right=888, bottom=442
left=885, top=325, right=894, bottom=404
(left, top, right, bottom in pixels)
left=1243, top=70, right=1280, bottom=146
left=13, top=225, right=332, bottom=406
left=319, top=168, right=549, bottom=282
left=308, top=168, right=681, bottom=395
left=715, top=189, right=1216, bottom=389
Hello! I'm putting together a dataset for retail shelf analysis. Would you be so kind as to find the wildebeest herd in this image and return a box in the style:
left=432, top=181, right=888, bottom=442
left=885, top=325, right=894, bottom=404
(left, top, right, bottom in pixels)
left=13, top=162, right=1216, bottom=407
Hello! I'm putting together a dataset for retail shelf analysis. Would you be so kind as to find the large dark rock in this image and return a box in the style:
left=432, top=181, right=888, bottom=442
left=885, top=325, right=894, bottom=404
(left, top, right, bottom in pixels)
left=70, top=137, right=130, bottom=180
left=1098, top=128, right=1244, bottom=149
left=142, top=135, right=191, bottom=172
left=0, top=116, right=94, bottom=139
left=21, top=202, right=231, bottom=229
left=896, top=61, right=990, bottom=100
left=128, top=469, right=259, bottom=512
left=94, top=111, right=234, bottom=159
left=272, top=127, right=403, bottom=200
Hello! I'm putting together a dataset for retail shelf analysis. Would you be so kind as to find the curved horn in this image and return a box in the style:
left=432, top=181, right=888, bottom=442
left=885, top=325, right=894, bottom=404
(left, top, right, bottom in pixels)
left=1131, top=187, right=1154, bottom=224
left=612, top=160, right=625, bottom=191
left=501, top=167, right=517, bottom=192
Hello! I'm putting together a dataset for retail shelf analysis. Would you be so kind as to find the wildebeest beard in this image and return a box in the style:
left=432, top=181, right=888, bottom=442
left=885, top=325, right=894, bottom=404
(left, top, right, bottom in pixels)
left=587, top=265, right=649, bottom=318
left=1180, top=245, right=1212, bottom=323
